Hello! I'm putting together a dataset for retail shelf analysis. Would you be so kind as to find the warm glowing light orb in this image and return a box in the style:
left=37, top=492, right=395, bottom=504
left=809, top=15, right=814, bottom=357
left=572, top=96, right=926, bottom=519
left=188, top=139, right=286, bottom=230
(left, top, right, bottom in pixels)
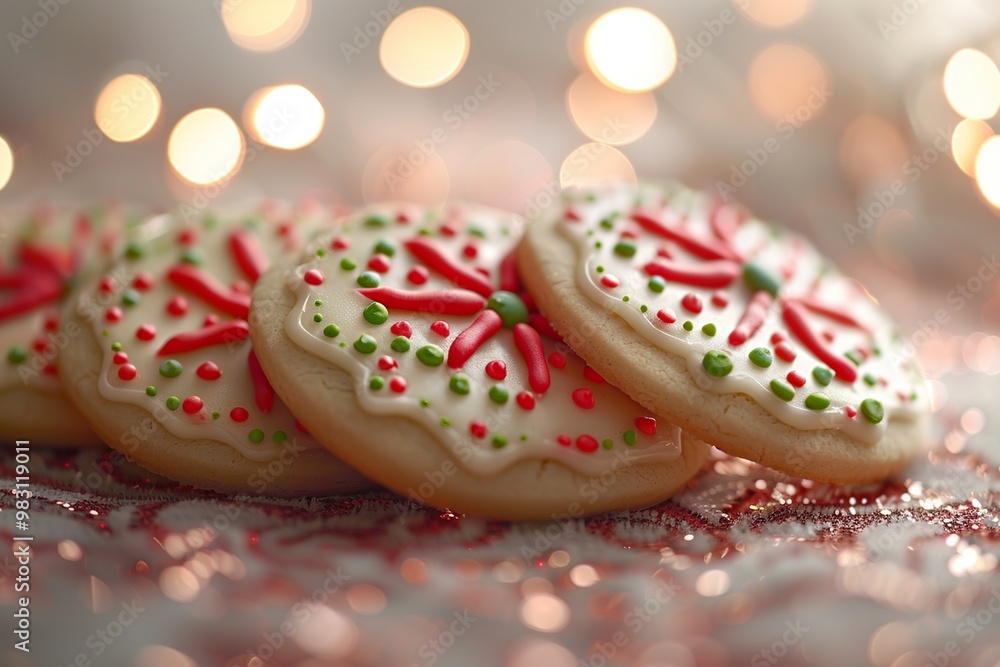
left=944, top=49, right=1000, bottom=120
left=736, top=0, right=811, bottom=28
left=94, top=74, right=162, bottom=142
left=0, top=136, right=13, bottom=192
left=748, top=43, right=828, bottom=121
left=975, top=136, right=1000, bottom=207
left=952, top=119, right=994, bottom=176
left=380, top=7, right=469, bottom=88
left=167, top=108, right=245, bottom=185
left=247, top=84, right=325, bottom=149
left=221, top=0, right=310, bottom=52
left=585, top=8, right=676, bottom=92
left=560, top=143, right=636, bottom=188
left=567, top=74, right=658, bottom=146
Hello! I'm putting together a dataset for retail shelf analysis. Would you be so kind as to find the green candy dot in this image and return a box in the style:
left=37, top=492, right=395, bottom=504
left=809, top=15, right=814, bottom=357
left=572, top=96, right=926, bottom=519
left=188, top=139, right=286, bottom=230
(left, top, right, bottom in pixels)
left=682, top=321, right=694, bottom=332
left=449, top=373, right=471, bottom=395
left=313, top=313, right=323, bottom=323
left=845, top=350, right=862, bottom=366
left=363, top=301, right=389, bottom=325
left=805, top=393, right=831, bottom=410
left=487, top=291, right=529, bottom=327
left=415, top=344, right=444, bottom=366
left=121, top=288, right=141, bottom=307
left=180, top=249, right=201, bottom=265
left=440, top=417, right=451, bottom=427
left=323, top=324, right=340, bottom=338
left=124, top=243, right=143, bottom=259
left=314, top=300, right=323, bottom=307
left=640, top=304, right=648, bottom=313
left=391, top=336, right=411, bottom=353
left=743, top=261, right=780, bottom=296
left=212, top=412, right=220, bottom=420
left=863, top=373, right=877, bottom=387
left=613, top=241, right=636, bottom=257
left=273, top=431, right=287, bottom=443
left=354, top=334, right=378, bottom=354
left=621, top=295, right=630, bottom=302
left=364, top=215, right=389, bottom=227
left=749, top=347, right=772, bottom=368
left=594, top=241, right=602, bottom=249
left=374, top=239, right=395, bottom=257
left=340, top=258, right=356, bottom=270
left=145, top=386, right=157, bottom=397
left=492, top=435, right=507, bottom=448
left=770, top=379, right=795, bottom=402
left=420, top=398, right=430, bottom=407
left=7, top=346, right=27, bottom=365
left=595, top=265, right=604, bottom=273
left=111, top=341, right=122, bottom=352
left=370, top=376, right=385, bottom=391
left=648, top=276, right=666, bottom=293
left=702, top=323, right=717, bottom=336
left=861, top=398, right=884, bottom=424
left=599, top=217, right=614, bottom=230
left=159, top=360, right=183, bottom=378
left=249, top=429, right=265, bottom=443
left=702, top=350, right=733, bottom=377
left=489, top=384, right=509, bottom=404
left=812, top=366, right=833, bottom=386
left=357, top=271, right=380, bottom=288
left=166, top=396, right=181, bottom=410
left=602, top=438, right=614, bottom=450
left=623, top=430, right=637, bottom=446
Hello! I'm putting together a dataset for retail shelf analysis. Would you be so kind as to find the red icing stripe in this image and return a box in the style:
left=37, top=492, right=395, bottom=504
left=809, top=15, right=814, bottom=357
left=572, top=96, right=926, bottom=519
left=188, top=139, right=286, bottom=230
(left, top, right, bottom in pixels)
left=781, top=299, right=858, bottom=383
left=166, top=264, right=251, bottom=319
left=644, top=259, right=740, bottom=288
left=404, top=238, right=493, bottom=298
left=728, top=290, right=772, bottom=346
left=631, top=210, right=740, bottom=261
left=71, top=213, right=92, bottom=273
left=710, top=202, right=745, bottom=242
left=230, top=229, right=269, bottom=283
left=248, top=348, right=275, bottom=413
left=356, top=287, right=485, bottom=315
left=0, top=271, right=62, bottom=322
left=499, top=250, right=521, bottom=293
left=20, top=243, right=73, bottom=278
left=156, top=320, right=250, bottom=356
left=447, top=310, right=502, bottom=369
left=795, top=295, right=873, bottom=335
left=528, top=313, right=563, bottom=342
left=513, top=323, right=550, bottom=394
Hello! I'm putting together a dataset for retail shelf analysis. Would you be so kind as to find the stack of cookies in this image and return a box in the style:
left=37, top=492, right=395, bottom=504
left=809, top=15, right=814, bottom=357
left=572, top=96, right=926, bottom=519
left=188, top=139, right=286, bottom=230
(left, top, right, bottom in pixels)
left=3, top=183, right=931, bottom=519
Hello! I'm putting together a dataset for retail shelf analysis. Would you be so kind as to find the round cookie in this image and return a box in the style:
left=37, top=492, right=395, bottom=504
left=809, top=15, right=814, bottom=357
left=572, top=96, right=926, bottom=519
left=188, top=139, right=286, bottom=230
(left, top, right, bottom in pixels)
left=249, top=203, right=709, bottom=520
left=518, top=181, right=930, bottom=483
left=0, top=204, right=130, bottom=447
left=59, top=205, right=375, bottom=496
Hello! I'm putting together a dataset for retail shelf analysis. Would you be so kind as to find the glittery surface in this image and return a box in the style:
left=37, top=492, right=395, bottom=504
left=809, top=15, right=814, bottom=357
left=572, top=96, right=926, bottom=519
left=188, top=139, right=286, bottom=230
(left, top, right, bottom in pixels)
left=1, top=345, right=999, bottom=667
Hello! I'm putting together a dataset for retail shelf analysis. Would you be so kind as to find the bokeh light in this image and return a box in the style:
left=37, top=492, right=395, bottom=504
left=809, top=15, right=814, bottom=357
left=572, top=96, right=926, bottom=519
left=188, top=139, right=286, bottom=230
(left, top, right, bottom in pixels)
left=463, top=140, right=553, bottom=213
left=245, top=84, right=325, bottom=149
left=974, top=135, right=1000, bottom=207
left=735, top=0, right=811, bottom=28
left=134, top=645, right=200, bottom=667
left=585, top=8, right=676, bottom=92
left=291, top=604, right=358, bottom=658
left=362, top=143, right=450, bottom=207
left=567, top=74, right=658, bottom=145
left=167, top=108, right=245, bottom=185
left=951, top=118, right=994, bottom=176
left=380, top=7, right=469, bottom=88
left=839, top=114, right=909, bottom=186
left=943, top=49, right=1000, bottom=120
left=0, top=135, right=12, bottom=192
left=519, top=594, right=571, bottom=632
left=94, top=74, right=162, bottom=142
left=221, top=0, right=310, bottom=52
left=560, top=143, right=636, bottom=188
left=748, top=43, right=828, bottom=121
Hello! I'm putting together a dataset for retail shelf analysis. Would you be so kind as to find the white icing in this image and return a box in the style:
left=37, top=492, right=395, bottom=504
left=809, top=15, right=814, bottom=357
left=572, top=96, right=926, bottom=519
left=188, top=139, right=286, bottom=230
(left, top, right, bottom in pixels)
left=555, top=182, right=929, bottom=446
left=283, top=204, right=686, bottom=477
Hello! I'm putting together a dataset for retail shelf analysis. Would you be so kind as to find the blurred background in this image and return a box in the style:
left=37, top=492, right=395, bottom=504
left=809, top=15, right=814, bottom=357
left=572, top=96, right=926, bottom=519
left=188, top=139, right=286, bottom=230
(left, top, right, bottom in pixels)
left=1, top=0, right=1000, bottom=382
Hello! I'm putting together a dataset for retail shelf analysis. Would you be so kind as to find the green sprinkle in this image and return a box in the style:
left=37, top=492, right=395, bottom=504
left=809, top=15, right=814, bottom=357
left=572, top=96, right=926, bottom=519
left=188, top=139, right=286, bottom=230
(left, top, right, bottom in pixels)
left=599, top=217, right=614, bottom=230
left=585, top=193, right=597, bottom=202
left=623, top=430, right=637, bottom=446
left=159, top=360, right=183, bottom=378
left=805, top=393, right=831, bottom=410
left=640, top=304, right=648, bottom=313
left=416, top=344, right=444, bottom=366
left=682, top=321, right=694, bottom=332
left=492, top=435, right=508, bottom=448
left=363, top=301, right=389, bottom=325
left=489, top=384, right=509, bottom=404
left=770, top=379, right=795, bottom=401
left=273, top=431, right=287, bottom=444
left=420, top=399, right=430, bottom=407
left=315, top=248, right=326, bottom=257
left=212, top=412, right=220, bottom=420
left=124, top=243, right=143, bottom=259
left=369, top=376, right=385, bottom=391
left=353, top=334, right=377, bottom=354
left=166, top=396, right=181, bottom=410
left=622, top=295, right=630, bottom=302
left=314, top=300, right=323, bottom=307
left=364, top=215, right=389, bottom=227
left=812, top=366, right=833, bottom=386
left=440, top=417, right=451, bottom=427
left=863, top=373, right=877, bottom=386
left=111, top=341, right=123, bottom=352
left=340, top=258, right=356, bottom=270
left=749, top=347, right=772, bottom=368
left=180, top=249, right=201, bottom=265
left=468, top=226, right=486, bottom=238
left=249, top=429, right=265, bottom=443
left=742, top=261, right=781, bottom=296
left=486, top=291, right=529, bottom=327
left=594, top=241, right=602, bottom=249
left=121, top=288, right=140, bottom=307
left=702, top=350, right=734, bottom=377
left=357, top=271, right=380, bottom=288
left=860, top=398, right=884, bottom=424
left=7, top=346, right=27, bottom=365
left=702, top=323, right=717, bottom=336
left=374, top=239, right=395, bottom=257
left=339, top=342, right=347, bottom=347
left=313, top=313, right=323, bottom=323
left=145, top=386, right=157, bottom=397
left=449, top=373, right=471, bottom=395
left=323, top=324, right=340, bottom=338
left=613, top=241, right=636, bottom=257
left=648, top=276, right=666, bottom=293
left=391, top=336, right=410, bottom=353
left=845, top=351, right=862, bottom=366
left=602, top=438, right=614, bottom=450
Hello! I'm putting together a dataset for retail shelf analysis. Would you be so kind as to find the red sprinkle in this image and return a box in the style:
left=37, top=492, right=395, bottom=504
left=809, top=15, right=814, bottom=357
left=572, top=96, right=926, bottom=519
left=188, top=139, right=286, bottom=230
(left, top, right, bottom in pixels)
left=113, top=351, right=129, bottom=365
left=203, top=314, right=219, bottom=327
left=331, top=236, right=350, bottom=250
left=775, top=342, right=797, bottom=362
left=167, top=296, right=188, bottom=317
left=389, top=376, right=407, bottom=393
left=462, top=243, right=477, bottom=258
left=407, top=266, right=429, bottom=285
left=600, top=274, right=620, bottom=288
left=564, top=207, right=581, bottom=221
left=230, top=407, right=249, bottom=422
left=499, top=251, right=520, bottom=293
left=486, top=360, right=507, bottom=380
left=728, top=291, right=772, bottom=347
left=230, top=229, right=269, bottom=283
left=178, top=228, right=197, bottom=245
left=304, top=269, right=324, bottom=286
left=448, top=310, right=502, bottom=369
left=681, top=293, right=703, bottom=314
left=196, top=362, right=222, bottom=380
left=572, top=388, right=595, bottom=409
left=295, top=419, right=309, bottom=434
left=133, top=272, right=155, bottom=290
left=516, top=391, right=535, bottom=410
left=514, top=323, right=550, bottom=394
left=430, top=321, right=450, bottom=337
left=635, top=416, right=657, bottom=435
left=576, top=435, right=599, bottom=453
left=528, top=314, right=563, bottom=342
left=711, top=291, right=729, bottom=307
left=99, top=276, right=116, bottom=294
left=167, top=264, right=251, bottom=320
left=377, top=356, right=398, bottom=371
left=136, top=324, right=156, bottom=341
left=583, top=366, right=605, bottom=383
left=557, top=435, right=572, bottom=446
left=548, top=352, right=566, bottom=369
left=404, top=238, right=493, bottom=298
left=770, top=332, right=786, bottom=345
left=787, top=371, right=806, bottom=388
left=158, top=321, right=250, bottom=356
left=248, top=349, right=275, bottom=413
left=845, top=406, right=858, bottom=418
left=782, top=299, right=859, bottom=383
left=182, top=396, right=204, bottom=414
left=106, top=307, right=123, bottom=322
left=369, top=254, right=391, bottom=273
left=822, top=330, right=835, bottom=343
left=470, top=420, right=487, bottom=438
left=117, top=364, right=137, bottom=381
left=357, top=287, right=485, bottom=316
left=656, top=308, right=677, bottom=324
left=390, top=321, right=413, bottom=338
left=631, top=210, right=741, bottom=261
